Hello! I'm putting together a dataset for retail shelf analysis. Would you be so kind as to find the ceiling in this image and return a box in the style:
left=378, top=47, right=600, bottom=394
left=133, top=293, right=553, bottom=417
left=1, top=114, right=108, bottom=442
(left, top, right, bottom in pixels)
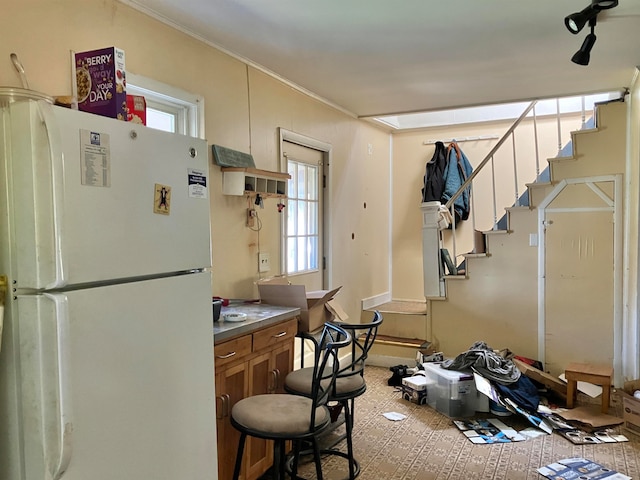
left=123, top=0, right=640, bottom=118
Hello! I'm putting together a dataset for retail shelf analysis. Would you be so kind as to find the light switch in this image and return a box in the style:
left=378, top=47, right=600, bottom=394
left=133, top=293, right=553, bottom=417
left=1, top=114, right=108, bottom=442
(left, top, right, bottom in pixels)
left=529, top=233, right=538, bottom=247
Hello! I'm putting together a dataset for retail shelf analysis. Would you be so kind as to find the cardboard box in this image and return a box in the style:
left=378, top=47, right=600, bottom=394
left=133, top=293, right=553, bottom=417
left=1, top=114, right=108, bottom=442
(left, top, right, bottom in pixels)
left=75, top=47, right=127, bottom=120
left=401, top=376, right=433, bottom=405
left=620, top=379, right=640, bottom=434
left=257, top=278, right=344, bottom=332
left=514, top=358, right=567, bottom=397
left=126, top=94, right=146, bottom=125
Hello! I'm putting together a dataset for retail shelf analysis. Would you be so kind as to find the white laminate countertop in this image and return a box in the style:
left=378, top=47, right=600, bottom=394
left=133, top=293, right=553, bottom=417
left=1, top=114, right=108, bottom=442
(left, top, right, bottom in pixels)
left=213, top=303, right=300, bottom=344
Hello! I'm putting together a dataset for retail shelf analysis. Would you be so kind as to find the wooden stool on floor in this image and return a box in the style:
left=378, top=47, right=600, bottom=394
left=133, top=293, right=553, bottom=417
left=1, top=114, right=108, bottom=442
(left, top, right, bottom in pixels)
left=565, top=363, right=613, bottom=413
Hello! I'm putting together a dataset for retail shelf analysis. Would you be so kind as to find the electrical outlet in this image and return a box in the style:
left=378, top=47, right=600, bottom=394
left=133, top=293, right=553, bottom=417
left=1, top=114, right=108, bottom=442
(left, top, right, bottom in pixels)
left=258, top=252, right=270, bottom=272
left=246, top=208, right=256, bottom=227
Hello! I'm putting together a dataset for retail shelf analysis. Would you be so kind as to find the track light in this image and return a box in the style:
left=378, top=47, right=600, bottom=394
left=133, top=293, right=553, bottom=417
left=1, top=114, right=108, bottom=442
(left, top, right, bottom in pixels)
left=564, top=0, right=618, bottom=34
left=565, top=5, right=597, bottom=33
left=571, top=28, right=597, bottom=65
left=565, top=0, right=617, bottom=65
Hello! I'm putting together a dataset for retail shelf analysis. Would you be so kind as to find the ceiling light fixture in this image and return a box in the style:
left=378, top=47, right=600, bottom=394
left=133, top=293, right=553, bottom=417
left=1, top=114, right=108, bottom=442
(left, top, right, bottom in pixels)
left=571, top=21, right=597, bottom=65
left=565, top=0, right=618, bottom=66
left=564, top=0, right=618, bottom=34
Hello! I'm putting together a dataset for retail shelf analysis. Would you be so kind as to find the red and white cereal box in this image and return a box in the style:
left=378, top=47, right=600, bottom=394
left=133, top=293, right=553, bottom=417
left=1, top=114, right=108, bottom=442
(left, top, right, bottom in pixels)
left=126, top=94, right=146, bottom=125
left=75, top=47, right=126, bottom=120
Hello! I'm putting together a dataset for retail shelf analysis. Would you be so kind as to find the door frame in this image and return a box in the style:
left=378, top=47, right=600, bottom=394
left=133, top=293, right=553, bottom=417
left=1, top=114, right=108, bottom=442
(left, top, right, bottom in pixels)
left=537, top=174, right=626, bottom=385
left=278, top=128, right=332, bottom=289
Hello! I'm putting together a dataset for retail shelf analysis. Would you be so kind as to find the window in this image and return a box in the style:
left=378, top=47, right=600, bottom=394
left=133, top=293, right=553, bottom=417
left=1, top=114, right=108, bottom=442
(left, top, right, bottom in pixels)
left=126, top=72, right=204, bottom=138
left=287, top=159, right=320, bottom=274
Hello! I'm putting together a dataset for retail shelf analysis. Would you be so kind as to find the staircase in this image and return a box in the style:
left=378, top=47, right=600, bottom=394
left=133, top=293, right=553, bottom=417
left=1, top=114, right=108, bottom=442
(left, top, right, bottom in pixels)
left=363, top=300, right=429, bottom=367
left=430, top=100, right=627, bottom=379
left=364, top=98, right=629, bottom=372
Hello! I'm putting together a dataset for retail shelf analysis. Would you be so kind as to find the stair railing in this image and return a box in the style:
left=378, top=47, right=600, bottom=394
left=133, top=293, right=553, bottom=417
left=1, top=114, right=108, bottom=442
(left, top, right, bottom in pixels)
left=443, top=101, right=537, bottom=262
left=443, top=100, right=538, bottom=217
left=439, top=95, right=598, bottom=270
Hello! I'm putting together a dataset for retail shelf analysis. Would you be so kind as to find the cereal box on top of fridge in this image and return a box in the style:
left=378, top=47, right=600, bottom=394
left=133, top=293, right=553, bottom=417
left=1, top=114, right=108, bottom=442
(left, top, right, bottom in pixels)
left=126, top=94, right=146, bottom=125
left=75, top=47, right=126, bottom=121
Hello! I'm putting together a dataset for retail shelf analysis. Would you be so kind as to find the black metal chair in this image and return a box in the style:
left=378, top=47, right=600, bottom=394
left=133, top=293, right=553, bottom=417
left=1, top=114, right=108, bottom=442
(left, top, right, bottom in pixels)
left=230, top=322, right=351, bottom=480
left=284, top=311, right=383, bottom=479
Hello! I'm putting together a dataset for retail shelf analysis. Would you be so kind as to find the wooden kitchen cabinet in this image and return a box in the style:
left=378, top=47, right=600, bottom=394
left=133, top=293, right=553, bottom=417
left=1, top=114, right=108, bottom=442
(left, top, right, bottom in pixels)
left=214, top=317, right=297, bottom=480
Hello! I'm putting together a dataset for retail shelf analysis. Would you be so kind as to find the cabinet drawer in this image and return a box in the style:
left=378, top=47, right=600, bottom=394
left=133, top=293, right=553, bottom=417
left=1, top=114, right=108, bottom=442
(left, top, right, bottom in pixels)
left=252, top=318, right=298, bottom=352
left=214, top=335, right=252, bottom=368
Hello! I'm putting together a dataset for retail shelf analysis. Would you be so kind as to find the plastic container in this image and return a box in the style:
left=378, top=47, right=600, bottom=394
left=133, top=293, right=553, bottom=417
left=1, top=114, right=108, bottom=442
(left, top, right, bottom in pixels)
left=422, top=362, right=486, bottom=417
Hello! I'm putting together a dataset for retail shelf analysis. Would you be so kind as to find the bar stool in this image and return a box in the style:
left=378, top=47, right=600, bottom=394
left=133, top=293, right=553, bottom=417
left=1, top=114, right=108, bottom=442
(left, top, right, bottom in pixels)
left=284, top=311, right=383, bottom=479
left=565, top=362, right=613, bottom=413
left=229, top=323, right=351, bottom=480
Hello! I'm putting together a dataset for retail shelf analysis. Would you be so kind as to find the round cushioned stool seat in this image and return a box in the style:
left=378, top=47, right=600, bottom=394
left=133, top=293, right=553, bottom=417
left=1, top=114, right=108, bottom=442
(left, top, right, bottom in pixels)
left=232, top=394, right=330, bottom=436
left=286, top=367, right=366, bottom=399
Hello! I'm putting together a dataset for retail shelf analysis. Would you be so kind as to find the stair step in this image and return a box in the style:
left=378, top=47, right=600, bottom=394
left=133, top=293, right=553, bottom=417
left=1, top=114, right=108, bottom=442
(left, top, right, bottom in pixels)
left=365, top=334, right=427, bottom=348
left=366, top=300, right=427, bottom=315
left=462, top=253, right=489, bottom=259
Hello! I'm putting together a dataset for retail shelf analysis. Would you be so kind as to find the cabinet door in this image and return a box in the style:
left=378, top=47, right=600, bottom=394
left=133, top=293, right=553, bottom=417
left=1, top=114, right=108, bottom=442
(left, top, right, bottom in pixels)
left=215, top=360, right=249, bottom=480
left=272, top=342, right=294, bottom=394
left=245, top=352, right=273, bottom=480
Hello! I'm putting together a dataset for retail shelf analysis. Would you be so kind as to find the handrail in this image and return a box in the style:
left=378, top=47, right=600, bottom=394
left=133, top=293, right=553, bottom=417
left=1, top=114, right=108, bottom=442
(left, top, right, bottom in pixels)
left=444, top=100, right=538, bottom=212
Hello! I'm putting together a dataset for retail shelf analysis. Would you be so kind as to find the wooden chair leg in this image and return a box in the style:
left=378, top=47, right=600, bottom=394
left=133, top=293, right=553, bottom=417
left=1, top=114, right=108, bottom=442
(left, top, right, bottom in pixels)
left=232, top=432, right=247, bottom=480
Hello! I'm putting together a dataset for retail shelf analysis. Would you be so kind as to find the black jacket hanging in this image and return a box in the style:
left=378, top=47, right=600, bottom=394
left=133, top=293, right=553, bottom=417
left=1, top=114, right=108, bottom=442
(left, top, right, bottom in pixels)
left=421, top=141, right=447, bottom=203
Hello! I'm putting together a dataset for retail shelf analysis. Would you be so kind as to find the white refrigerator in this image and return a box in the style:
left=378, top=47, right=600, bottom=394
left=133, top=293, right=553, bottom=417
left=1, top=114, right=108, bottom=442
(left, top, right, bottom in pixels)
left=0, top=90, right=218, bottom=480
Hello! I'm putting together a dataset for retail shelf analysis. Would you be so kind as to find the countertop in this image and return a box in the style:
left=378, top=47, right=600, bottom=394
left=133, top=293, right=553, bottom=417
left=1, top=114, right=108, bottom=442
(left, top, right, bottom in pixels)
left=213, top=303, right=300, bottom=344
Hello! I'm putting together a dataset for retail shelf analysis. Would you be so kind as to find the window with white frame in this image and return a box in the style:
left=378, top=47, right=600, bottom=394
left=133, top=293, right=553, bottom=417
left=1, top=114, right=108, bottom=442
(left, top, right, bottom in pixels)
left=126, top=72, right=204, bottom=138
left=287, top=159, right=320, bottom=274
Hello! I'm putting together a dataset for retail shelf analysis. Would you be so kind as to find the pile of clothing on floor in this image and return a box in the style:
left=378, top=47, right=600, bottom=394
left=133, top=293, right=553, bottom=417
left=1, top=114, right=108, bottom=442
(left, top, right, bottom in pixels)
left=441, top=341, right=540, bottom=413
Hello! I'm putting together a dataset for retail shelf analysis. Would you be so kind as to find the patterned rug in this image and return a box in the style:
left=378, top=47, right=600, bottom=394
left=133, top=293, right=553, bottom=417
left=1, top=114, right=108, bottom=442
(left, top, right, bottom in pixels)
left=289, top=365, right=640, bottom=480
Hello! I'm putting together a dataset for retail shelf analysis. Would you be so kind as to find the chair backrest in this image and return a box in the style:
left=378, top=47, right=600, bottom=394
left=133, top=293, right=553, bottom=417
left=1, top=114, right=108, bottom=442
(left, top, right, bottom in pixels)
left=309, top=322, right=351, bottom=428
left=335, top=310, right=383, bottom=379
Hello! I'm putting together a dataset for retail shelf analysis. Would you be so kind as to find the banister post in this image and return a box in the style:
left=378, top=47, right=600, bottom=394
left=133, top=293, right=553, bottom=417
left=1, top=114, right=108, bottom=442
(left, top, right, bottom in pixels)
left=421, top=201, right=444, bottom=298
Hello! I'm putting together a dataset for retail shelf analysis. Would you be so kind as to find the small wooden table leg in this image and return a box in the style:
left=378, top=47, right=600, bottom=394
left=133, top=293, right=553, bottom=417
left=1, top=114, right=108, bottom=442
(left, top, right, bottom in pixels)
left=567, top=379, right=577, bottom=408
left=601, top=383, right=611, bottom=414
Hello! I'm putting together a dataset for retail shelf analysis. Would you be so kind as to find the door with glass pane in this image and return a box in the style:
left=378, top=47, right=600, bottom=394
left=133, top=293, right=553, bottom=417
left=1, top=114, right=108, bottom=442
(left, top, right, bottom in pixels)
left=283, top=140, right=324, bottom=291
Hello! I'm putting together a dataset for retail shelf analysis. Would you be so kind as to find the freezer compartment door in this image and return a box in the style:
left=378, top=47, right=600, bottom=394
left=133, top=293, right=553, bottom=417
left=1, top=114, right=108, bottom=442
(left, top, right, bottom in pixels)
left=4, top=101, right=211, bottom=289
left=12, top=272, right=217, bottom=480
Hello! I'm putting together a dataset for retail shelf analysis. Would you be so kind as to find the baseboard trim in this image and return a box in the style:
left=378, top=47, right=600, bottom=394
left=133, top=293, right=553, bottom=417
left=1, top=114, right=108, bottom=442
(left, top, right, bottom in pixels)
left=361, top=292, right=392, bottom=310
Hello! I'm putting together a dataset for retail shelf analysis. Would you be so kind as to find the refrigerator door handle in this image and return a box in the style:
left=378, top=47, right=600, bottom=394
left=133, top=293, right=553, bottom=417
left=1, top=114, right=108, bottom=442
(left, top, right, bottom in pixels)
left=44, top=293, right=73, bottom=479
left=37, top=101, right=67, bottom=289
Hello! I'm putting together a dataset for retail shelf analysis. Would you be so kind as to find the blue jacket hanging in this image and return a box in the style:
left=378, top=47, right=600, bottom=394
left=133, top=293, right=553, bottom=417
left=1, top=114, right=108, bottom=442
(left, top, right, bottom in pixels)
left=441, top=142, right=473, bottom=221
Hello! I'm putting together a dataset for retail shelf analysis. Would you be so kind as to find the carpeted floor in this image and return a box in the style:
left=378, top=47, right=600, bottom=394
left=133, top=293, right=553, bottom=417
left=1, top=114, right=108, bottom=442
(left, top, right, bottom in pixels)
left=289, top=365, right=640, bottom=480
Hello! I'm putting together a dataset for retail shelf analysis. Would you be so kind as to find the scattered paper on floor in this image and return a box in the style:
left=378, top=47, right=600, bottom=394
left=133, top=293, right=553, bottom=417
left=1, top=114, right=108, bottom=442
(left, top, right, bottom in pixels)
left=383, top=412, right=407, bottom=421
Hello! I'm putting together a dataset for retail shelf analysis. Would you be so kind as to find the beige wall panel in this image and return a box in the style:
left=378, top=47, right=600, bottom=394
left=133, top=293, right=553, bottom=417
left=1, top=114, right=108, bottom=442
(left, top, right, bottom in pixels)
left=544, top=210, right=614, bottom=376
left=244, top=69, right=392, bottom=316
left=430, top=208, right=539, bottom=359
left=1, top=0, right=392, bottom=324
left=392, top=114, right=582, bottom=300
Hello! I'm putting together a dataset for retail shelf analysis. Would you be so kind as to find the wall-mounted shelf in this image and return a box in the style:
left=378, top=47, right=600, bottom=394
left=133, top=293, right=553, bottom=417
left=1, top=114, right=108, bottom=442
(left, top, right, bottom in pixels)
left=221, top=167, right=290, bottom=198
